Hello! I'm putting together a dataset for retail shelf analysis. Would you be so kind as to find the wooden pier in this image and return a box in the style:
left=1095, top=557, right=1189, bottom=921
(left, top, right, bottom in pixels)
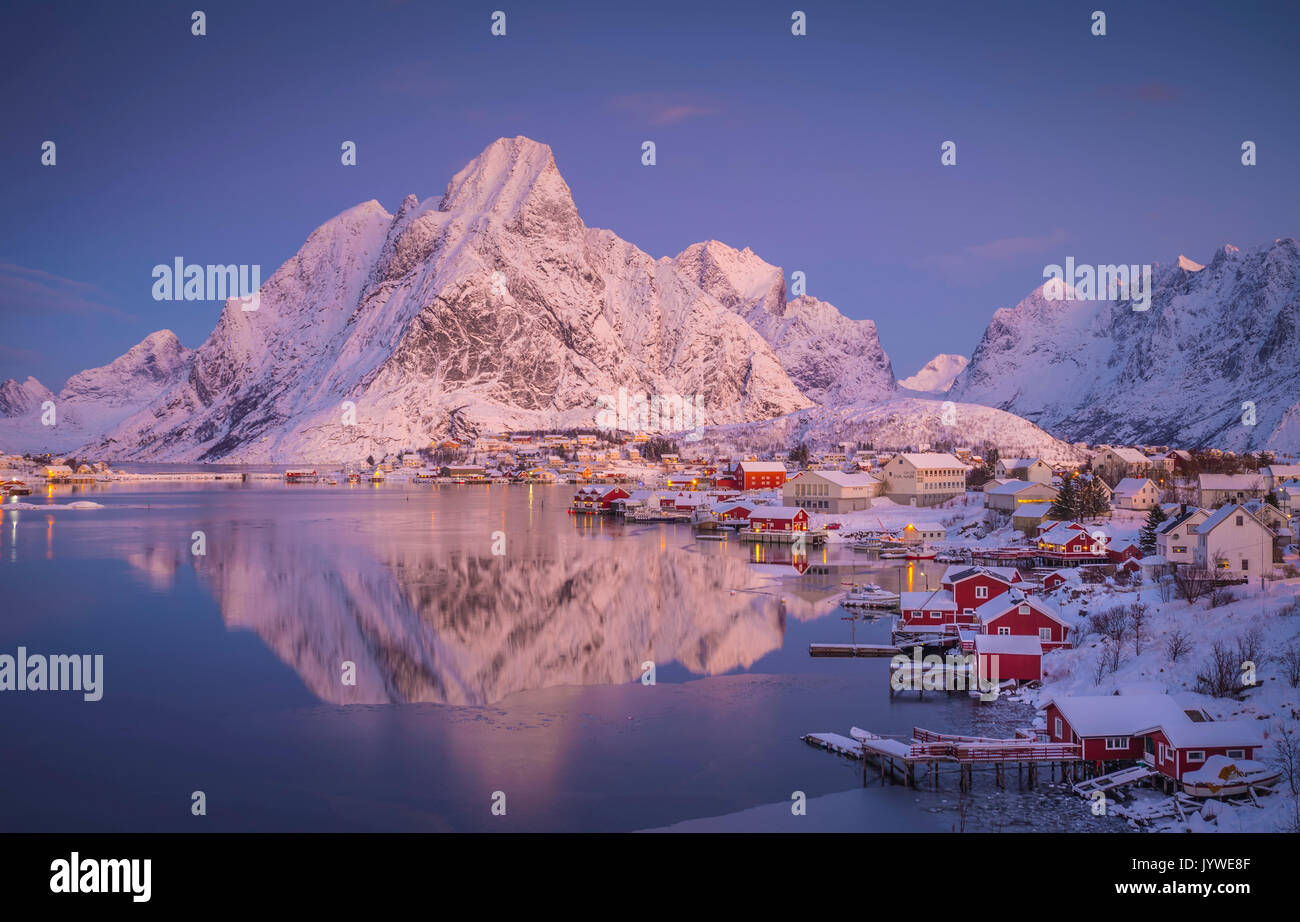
left=808, top=643, right=901, bottom=658
left=804, top=725, right=1083, bottom=791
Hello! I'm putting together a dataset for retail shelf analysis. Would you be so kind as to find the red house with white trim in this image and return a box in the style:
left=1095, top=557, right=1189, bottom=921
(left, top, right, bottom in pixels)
left=597, top=487, right=630, bottom=510
left=897, top=565, right=1026, bottom=631
left=975, top=634, right=1043, bottom=682
left=732, top=461, right=788, bottom=490
left=975, top=589, right=1072, bottom=651
left=1044, top=694, right=1264, bottom=779
left=746, top=506, right=808, bottom=532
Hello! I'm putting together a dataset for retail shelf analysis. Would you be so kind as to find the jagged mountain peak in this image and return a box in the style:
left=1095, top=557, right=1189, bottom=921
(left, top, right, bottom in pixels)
left=0, top=375, right=54, bottom=418
left=436, top=136, right=578, bottom=233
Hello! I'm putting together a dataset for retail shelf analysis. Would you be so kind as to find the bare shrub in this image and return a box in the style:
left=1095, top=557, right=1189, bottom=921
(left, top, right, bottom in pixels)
left=1194, top=641, right=1240, bottom=697
left=1165, top=628, right=1193, bottom=663
left=1236, top=625, right=1268, bottom=669
left=1280, top=645, right=1300, bottom=688
left=1090, top=606, right=1130, bottom=647
left=1208, top=584, right=1236, bottom=609
left=1173, top=566, right=1210, bottom=605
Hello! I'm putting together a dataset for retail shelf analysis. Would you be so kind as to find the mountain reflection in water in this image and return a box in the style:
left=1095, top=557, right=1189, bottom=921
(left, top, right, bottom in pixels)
left=187, top=511, right=785, bottom=706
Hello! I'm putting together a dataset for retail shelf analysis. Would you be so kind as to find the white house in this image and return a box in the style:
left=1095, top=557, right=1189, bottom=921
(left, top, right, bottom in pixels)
left=1112, top=477, right=1159, bottom=511
left=995, top=457, right=1054, bottom=483
left=1192, top=504, right=1277, bottom=580
left=783, top=470, right=881, bottom=513
left=1156, top=507, right=1210, bottom=565
left=1093, top=447, right=1152, bottom=482
left=879, top=452, right=967, bottom=507
left=1198, top=473, right=1268, bottom=509
left=984, top=479, right=1059, bottom=513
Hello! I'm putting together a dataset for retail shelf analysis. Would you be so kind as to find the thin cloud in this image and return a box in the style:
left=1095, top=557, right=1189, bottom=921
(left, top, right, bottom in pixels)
left=610, top=94, right=718, bottom=125
left=0, top=263, right=136, bottom=321
left=912, top=229, right=1069, bottom=286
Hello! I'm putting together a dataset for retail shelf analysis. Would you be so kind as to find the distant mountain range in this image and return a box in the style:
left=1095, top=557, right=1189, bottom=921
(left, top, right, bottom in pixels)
left=950, top=239, right=1300, bottom=452
left=1, top=137, right=1294, bottom=460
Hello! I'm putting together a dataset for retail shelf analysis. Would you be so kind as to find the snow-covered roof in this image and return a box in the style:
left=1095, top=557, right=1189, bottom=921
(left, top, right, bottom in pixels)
left=1157, top=507, right=1208, bottom=534
left=1113, top=477, right=1154, bottom=496
left=1195, top=504, right=1268, bottom=535
left=736, top=461, right=787, bottom=473
left=1103, top=447, right=1151, bottom=465
left=943, top=564, right=1018, bottom=585
left=986, top=480, right=1042, bottom=496
left=1002, top=457, right=1046, bottom=470
left=1139, top=719, right=1265, bottom=750
left=896, top=452, right=964, bottom=469
left=974, top=634, right=1042, bottom=656
left=900, top=590, right=957, bottom=611
left=975, top=589, right=1066, bottom=626
left=794, top=470, right=879, bottom=488
left=748, top=506, right=807, bottom=520
left=1013, top=502, right=1053, bottom=519
left=1045, top=694, right=1189, bottom=738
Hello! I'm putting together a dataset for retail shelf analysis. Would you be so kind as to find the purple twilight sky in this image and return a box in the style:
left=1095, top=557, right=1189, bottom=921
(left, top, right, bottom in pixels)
left=1, top=0, right=1298, bottom=388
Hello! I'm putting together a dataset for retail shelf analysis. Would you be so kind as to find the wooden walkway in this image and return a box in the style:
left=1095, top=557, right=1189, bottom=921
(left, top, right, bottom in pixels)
left=805, top=725, right=1083, bottom=791
left=808, top=643, right=901, bottom=657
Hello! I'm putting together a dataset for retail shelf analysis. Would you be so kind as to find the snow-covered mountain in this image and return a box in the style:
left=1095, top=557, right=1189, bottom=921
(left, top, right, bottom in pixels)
left=0, top=331, right=191, bottom=453
left=950, top=239, right=1300, bottom=451
left=0, top=376, right=53, bottom=418
left=897, top=354, right=968, bottom=393
left=79, top=136, right=866, bottom=462
left=672, top=241, right=895, bottom=404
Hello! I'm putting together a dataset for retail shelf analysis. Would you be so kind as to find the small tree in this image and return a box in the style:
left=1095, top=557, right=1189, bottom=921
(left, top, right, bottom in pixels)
left=1129, top=601, right=1149, bottom=656
left=1049, top=474, right=1078, bottom=521
left=1138, top=505, right=1168, bottom=556
left=1079, top=476, right=1110, bottom=520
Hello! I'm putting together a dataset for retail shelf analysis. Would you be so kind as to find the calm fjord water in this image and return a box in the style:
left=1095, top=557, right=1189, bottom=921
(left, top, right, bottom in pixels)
left=0, top=480, right=1115, bottom=832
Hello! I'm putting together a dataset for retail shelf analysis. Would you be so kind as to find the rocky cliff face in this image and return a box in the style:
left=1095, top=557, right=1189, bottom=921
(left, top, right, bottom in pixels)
left=84, top=137, right=846, bottom=462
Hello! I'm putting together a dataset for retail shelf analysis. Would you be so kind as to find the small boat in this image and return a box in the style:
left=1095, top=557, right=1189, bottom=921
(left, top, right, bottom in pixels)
left=325, top=478, right=339, bottom=485
left=285, top=469, right=319, bottom=484
left=843, top=584, right=900, bottom=608
left=347, top=473, right=362, bottom=484
left=2, top=481, right=32, bottom=496
left=880, top=551, right=907, bottom=559
left=1181, top=756, right=1281, bottom=798
left=906, top=546, right=937, bottom=560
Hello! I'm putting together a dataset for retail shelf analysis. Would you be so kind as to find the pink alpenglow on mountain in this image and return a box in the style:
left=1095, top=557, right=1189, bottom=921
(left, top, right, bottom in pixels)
left=950, top=239, right=1300, bottom=451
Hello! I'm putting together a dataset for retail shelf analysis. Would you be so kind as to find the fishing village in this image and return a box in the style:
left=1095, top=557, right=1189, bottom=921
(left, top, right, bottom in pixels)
left=4, top=434, right=1300, bottom=833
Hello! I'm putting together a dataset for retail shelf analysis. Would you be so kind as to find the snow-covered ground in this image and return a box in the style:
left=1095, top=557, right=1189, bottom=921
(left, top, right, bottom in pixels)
left=1010, top=566, right=1300, bottom=832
